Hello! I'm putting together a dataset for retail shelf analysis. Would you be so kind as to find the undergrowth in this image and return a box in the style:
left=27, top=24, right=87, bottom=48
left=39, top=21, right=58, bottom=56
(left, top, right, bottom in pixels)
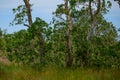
left=0, top=63, right=120, bottom=80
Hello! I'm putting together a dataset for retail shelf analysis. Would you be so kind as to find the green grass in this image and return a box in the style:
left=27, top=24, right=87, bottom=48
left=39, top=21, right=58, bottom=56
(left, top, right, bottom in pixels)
left=0, top=63, right=120, bottom=80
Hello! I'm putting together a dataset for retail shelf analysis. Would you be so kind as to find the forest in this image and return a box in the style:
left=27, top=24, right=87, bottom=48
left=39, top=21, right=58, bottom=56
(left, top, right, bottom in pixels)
left=0, top=0, right=120, bottom=80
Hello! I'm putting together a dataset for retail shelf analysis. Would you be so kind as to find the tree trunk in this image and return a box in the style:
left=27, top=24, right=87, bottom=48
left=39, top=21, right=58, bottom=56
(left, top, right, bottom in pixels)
left=66, top=27, right=73, bottom=67
left=23, top=0, right=32, bottom=27
left=86, top=0, right=101, bottom=42
left=86, top=18, right=96, bottom=42
left=65, top=0, right=73, bottom=67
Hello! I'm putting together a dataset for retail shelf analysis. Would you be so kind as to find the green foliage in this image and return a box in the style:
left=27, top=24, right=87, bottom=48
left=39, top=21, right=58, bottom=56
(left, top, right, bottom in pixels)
left=51, top=0, right=119, bottom=68
left=4, top=17, right=50, bottom=67
left=0, top=28, right=2, bottom=37
left=10, top=3, right=33, bottom=26
left=10, top=5, right=28, bottom=25
left=0, top=0, right=120, bottom=70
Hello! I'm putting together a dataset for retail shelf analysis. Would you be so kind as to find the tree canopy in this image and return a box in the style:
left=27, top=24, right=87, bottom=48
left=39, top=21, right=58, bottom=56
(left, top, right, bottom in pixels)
left=0, top=0, right=120, bottom=69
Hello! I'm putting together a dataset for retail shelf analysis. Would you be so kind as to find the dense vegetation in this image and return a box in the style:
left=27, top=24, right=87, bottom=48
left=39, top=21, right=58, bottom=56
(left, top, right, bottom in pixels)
left=0, top=0, right=120, bottom=79
left=0, top=63, right=120, bottom=80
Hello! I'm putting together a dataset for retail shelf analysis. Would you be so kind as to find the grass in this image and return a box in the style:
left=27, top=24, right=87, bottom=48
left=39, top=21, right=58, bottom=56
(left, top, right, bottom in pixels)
left=0, top=63, right=120, bottom=80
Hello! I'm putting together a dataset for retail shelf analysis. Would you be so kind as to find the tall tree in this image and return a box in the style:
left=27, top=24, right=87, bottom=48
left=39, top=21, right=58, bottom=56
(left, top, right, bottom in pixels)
left=53, top=0, right=74, bottom=67
left=10, top=0, right=48, bottom=64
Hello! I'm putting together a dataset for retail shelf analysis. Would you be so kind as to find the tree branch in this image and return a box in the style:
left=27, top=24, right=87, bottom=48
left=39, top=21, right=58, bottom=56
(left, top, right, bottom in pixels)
left=89, top=0, right=93, bottom=21
left=94, top=0, right=101, bottom=17
left=24, top=24, right=30, bottom=27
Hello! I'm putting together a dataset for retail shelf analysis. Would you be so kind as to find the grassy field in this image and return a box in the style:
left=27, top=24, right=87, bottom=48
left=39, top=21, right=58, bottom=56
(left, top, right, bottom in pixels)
left=0, top=63, right=120, bottom=80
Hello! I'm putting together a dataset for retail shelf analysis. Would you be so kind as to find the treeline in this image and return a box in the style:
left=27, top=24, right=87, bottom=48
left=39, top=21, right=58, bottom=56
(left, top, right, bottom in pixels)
left=0, top=0, right=120, bottom=69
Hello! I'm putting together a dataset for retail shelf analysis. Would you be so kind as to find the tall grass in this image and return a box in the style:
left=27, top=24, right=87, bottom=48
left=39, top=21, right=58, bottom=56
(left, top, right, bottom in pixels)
left=0, top=63, right=120, bottom=80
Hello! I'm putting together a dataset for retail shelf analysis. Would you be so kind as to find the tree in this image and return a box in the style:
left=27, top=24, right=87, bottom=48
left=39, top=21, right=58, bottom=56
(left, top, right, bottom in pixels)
left=72, top=0, right=112, bottom=66
left=9, top=0, right=49, bottom=65
left=11, top=0, right=32, bottom=27
left=5, top=18, right=49, bottom=65
left=52, top=0, right=76, bottom=67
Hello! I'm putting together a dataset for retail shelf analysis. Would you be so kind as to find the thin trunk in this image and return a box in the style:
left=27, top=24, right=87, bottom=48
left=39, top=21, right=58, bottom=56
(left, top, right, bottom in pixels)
left=65, top=0, right=73, bottom=67
left=86, top=0, right=101, bottom=42
left=23, top=0, right=32, bottom=27
left=86, top=18, right=96, bottom=42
